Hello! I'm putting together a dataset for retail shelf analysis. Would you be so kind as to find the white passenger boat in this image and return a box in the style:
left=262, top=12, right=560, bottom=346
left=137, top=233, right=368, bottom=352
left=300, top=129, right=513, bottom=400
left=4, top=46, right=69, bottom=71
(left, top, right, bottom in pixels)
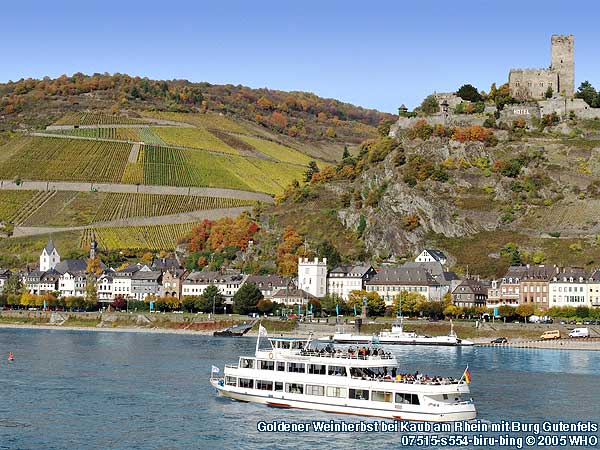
left=320, top=319, right=474, bottom=347
left=210, top=326, right=476, bottom=421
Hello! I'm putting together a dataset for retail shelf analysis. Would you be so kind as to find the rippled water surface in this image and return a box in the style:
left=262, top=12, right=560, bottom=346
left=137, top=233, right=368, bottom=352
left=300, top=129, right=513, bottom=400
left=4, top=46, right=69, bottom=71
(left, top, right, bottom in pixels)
left=0, top=329, right=598, bottom=449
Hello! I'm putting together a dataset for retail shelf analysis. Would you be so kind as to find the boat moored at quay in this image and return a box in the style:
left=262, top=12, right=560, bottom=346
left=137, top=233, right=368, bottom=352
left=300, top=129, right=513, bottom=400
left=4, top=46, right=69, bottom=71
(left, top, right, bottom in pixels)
left=210, top=326, right=476, bottom=422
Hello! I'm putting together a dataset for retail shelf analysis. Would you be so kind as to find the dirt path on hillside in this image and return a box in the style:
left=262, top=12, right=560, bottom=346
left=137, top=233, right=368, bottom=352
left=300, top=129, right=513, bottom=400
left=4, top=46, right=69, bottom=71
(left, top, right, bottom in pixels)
left=0, top=180, right=274, bottom=203
left=11, top=206, right=254, bottom=237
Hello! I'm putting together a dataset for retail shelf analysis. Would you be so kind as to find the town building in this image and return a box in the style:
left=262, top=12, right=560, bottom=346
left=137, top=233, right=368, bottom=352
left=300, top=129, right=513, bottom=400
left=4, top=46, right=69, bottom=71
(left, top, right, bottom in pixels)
left=181, top=270, right=247, bottom=303
left=162, top=268, right=188, bottom=299
left=451, top=278, right=487, bottom=309
left=0, top=268, right=10, bottom=293
left=271, top=288, right=316, bottom=306
left=298, top=257, right=327, bottom=298
left=587, top=270, right=600, bottom=308
left=131, top=268, right=163, bottom=301
left=518, top=264, right=555, bottom=310
left=499, top=266, right=528, bottom=307
left=246, top=274, right=292, bottom=300
left=365, top=266, right=444, bottom=305
left=415, top=249, right=447, bottom=265
left=549, top=267, right=589, bottom=308
left=327, top=265, right=376, bottom=301
left=97, top=272, right=114, bottom=303
left=486, top=279, right=503, bottom=309
left=112, top=264, right=144, bottom=298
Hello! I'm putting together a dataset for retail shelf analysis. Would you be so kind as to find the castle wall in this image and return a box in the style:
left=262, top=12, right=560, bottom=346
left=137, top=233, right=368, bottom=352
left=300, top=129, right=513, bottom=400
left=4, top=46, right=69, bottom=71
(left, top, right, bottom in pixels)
left=539, top=98, right=600, bottom=119
left=509, top=69, right=558, bottom=100
left=498, top=103, right=541, bottom=124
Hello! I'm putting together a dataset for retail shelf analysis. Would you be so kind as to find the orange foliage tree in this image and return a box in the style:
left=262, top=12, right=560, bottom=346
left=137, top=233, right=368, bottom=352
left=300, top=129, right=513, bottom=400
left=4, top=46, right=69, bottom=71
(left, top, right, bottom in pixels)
left=187, top=214, right=260, bottom=253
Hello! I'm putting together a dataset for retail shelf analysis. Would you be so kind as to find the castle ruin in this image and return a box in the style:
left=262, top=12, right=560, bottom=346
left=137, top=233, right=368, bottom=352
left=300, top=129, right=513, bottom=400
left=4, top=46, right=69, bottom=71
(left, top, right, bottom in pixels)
left=509, top=35, right=574, bottom=100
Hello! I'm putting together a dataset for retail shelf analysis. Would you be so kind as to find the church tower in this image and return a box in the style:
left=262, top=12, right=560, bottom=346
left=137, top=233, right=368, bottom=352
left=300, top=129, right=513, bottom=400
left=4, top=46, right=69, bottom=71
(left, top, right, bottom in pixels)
left=40, top=239, right=60, bottom=272
left=90, top=234, right=98, bottom=260
left=550, top=34, right=575, bottom=98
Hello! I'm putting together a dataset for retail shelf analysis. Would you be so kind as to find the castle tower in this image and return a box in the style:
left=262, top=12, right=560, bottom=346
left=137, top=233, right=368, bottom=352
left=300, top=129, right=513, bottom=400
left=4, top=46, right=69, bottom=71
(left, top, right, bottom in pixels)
left=550, top=34, right=574, bottom=98
left=298, top=257, right=327, bottom=298
left=40, top=239, right=60, bottom=272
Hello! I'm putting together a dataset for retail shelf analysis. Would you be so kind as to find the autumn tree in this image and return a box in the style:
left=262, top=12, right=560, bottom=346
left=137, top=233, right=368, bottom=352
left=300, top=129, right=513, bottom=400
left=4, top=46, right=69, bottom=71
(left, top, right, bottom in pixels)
left=456, top=84, right=482, bottom=102
left=393, top=291, right=427, bottom=316
left=304, top=161, right=319, bottom=182
left=277, top=226, right=303, bottom=276
left=86, top=257, right=103, bottom=276
left=418, top=95, right=440, bottom=115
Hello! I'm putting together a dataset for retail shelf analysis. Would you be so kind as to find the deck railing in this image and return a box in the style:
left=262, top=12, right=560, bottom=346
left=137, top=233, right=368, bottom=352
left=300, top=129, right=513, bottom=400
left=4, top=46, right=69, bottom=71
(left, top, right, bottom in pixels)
left=350, top=375, right=461, bottom=385
left=299, top=350, right=394, bottom=360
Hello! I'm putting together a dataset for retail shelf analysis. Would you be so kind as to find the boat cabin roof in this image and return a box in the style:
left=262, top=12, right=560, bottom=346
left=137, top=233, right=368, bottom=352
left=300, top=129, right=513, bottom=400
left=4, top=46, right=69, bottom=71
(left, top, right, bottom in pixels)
left=268, top=337, right=308, bottom=350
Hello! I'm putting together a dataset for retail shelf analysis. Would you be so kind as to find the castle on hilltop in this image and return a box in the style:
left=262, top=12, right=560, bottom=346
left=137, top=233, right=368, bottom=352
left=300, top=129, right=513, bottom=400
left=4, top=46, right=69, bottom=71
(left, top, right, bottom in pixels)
left=508, top=35, right=574, bottom=100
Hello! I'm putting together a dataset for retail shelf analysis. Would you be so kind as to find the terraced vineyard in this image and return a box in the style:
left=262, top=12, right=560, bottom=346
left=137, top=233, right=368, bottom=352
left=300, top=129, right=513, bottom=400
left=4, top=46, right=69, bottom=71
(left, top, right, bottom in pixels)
left=81, top=223, right=195, bottom=250
left=92, top=193, right=254, bottom=222
left=53, top=112, right=148, bottom=126
left=240, top=135, right=314, bottom=165
left=0, top=137, right=130, bottom=183
left=20, top=191, right=255, bottom=227
left=46, top=127, right=141, bottom=141
left=141, top=111, right=251, bottom=135
left=137, top=145, right=304, bottom=194
left=136, top=127, right=165, bottom=146
left=0, top=191, right=37, bottom=222
left=8, top=191, right=57, bottom=225
left=152, top=127, right=237, bottom=154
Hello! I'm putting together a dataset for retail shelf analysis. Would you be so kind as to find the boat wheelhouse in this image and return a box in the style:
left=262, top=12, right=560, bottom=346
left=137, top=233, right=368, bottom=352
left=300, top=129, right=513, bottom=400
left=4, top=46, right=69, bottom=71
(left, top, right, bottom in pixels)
left=210, top=332, right=476, bottom=422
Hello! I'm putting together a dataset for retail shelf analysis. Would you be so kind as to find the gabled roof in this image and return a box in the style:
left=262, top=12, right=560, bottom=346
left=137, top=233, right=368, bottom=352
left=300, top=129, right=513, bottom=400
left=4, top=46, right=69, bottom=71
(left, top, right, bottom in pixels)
left=246, top=274, right=290, bottom=288
left=423, top=249, right=447, bottom=261
left=452, top=278, right=487, bottom=295
left=272, top=288, right=316, bottom=300
left=329, top=265, right=374, bottom=277
left=185, top=270, right=244, bottom=283
left=366, top=267, right=438, bottom=286
left=151, top=257, right=180, bottom=270
left=55, top=258, right=88, bottom=275
left=132, top=270, right=163, bottom=281
left=44, top=239, right=57, bottom=255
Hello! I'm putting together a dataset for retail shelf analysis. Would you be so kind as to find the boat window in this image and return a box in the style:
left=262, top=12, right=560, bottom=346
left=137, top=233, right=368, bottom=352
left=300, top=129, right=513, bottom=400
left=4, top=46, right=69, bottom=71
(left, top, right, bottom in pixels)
left=256, top=380, right=273, bottom=391
left=326, top=386, right=347, bottom=398
left=287, top=362, right=306, bottom=373
left=395, top=393, right=420, bottom=405
left=274, top=382, right=283, bottom=392
left=241, top=358, right=254, bottom=369
left=239, top=378, right=254, bottom=389
left=349, top=389, right=369, bottom=401
left=276, top=362, right=285, bottom=372
left=307, top=364, right=326, bottom=375
left=280, top=341, right=290, bottom=349
left=285, top=383, right=304, bottom=394
left=306, top=385, right=325, bottom=396
left=372, top=391, right=393, bottom=403
left=259, top=360, right=275, bottom=370
left=327, top=366, right=347, bottom=376
left=225, top=376, right=237, bottom=386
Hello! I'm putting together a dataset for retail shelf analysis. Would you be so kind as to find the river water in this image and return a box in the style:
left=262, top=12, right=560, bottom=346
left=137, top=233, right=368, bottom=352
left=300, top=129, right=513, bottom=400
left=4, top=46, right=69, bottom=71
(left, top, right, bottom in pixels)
left=0, top=328, right=598, bottom=449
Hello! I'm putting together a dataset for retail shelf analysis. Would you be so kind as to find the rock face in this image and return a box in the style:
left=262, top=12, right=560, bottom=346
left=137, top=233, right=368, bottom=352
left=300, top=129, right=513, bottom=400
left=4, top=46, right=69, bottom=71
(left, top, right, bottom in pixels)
left=336, top=139, right=499, bottom=259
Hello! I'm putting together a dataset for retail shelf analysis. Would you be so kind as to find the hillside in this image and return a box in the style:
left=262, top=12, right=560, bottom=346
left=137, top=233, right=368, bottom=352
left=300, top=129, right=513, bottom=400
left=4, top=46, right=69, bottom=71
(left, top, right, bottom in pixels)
left=0, top=74, right=396, bottom=267
left=272, top=117, right=600, bottom=278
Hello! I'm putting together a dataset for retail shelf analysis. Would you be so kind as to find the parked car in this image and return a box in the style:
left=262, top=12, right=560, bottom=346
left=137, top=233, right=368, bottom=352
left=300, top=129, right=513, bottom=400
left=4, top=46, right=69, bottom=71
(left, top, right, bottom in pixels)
left=491, top=337, right=508, bottom=344
left=541, top=318, right=554, bottom=324
left=540, top=330, right=561, bottom=340
left=569, top=328, right=589, bottom=338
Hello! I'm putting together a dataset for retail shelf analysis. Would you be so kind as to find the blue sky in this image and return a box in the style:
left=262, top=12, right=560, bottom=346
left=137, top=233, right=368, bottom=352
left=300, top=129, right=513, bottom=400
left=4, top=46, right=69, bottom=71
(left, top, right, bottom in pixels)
left=2, top=0, right=598, bottom=112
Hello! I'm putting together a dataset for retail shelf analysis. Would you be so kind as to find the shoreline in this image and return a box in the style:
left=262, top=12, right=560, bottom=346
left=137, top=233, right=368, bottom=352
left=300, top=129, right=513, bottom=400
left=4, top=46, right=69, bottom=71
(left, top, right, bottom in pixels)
left=1, top=323, right=599, bottom=350
left=0, top=323, right=215, bottom=336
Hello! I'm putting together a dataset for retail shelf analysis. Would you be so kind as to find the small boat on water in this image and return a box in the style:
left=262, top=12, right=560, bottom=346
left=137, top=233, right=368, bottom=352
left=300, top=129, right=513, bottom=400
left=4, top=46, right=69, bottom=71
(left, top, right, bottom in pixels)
left=319, top=318, right=474, bottom=347
left=213, top=321, right=256, bottom=337
left=209, top=325, right=476, bottom=421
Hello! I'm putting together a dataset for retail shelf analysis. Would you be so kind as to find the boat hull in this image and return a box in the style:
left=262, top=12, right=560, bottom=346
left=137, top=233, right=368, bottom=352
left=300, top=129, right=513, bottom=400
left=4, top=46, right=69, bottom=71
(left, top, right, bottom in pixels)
left=211, top=380, right=476, bottom=422
left=322, top=335, right=474, bottom=346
